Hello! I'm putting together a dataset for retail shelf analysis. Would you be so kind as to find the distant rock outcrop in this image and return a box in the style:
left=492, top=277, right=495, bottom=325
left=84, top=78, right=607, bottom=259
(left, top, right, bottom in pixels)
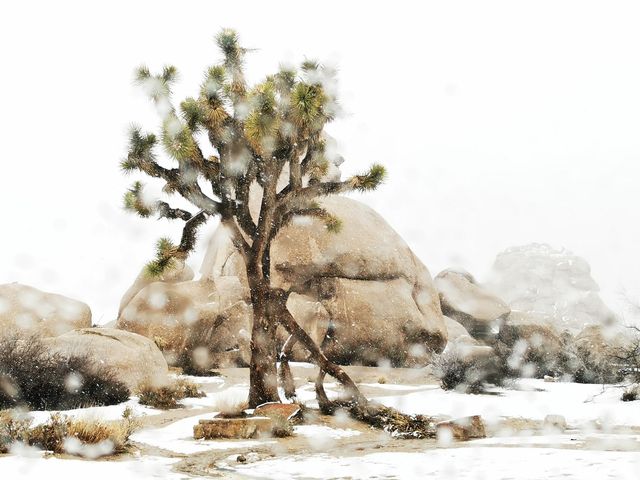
left=435, top=269, right=510, bottom=341
left=0, top=283, right=91, bottom=337
left=487, top=243, right=617, bottom=334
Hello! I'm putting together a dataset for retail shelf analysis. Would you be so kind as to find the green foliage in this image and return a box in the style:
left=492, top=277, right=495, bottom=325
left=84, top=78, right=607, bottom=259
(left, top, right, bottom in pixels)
left=144, top=237, right=177, bottom=277
left=161, top=115, right=198, bottom=160
left=123, top=181, right=152, bottom=217
left=180, top=97, right=207, bottom=131
left=291, top=82, right=326, bottom=130
left=352, top=164, right=387, bottom=191
left=134, top=64, right=177, bottom=100
left=133, top=65, right=151, bottom=84
left=161, top=64, right=178, bottom=83
left=216, top=28, right=243, bottom=67
left=122, top=125, right=156, bottom=172
left=274, top=65, right=296, bottom=93
left=124, top=28, right=388, bottom=294
left=324, top=214, right=343, bottom=233
left=301, top=59, right=320, bottom=72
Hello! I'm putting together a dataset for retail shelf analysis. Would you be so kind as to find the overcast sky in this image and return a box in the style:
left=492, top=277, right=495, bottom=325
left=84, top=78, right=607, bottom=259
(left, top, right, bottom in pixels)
left=1, top=0, right=639, bottom=323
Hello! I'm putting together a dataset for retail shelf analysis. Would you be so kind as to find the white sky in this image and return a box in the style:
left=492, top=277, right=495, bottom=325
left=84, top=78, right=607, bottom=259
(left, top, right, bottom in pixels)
left=1, top=0, right=639, bottom=323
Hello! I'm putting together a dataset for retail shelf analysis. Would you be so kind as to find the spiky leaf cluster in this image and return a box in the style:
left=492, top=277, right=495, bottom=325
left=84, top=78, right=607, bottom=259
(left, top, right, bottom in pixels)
left=122, top=29, right=386, bottom=277
left=123, top=181, right=152, bottom=217
left=144, top=237, right=178, bottom=277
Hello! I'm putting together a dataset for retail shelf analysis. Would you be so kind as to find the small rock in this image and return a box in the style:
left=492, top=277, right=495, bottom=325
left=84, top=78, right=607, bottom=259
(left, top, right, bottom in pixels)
left=253, top=402, right=302, bottom=422
left=245, top=452, right=260, bottom=463
left=543, top=375, right=556, bottom=383
left=544, top=414, right=568, bottom=432
left=236, top=455, right=246, bottom=463
left=436, top=415, right=486, bottom=441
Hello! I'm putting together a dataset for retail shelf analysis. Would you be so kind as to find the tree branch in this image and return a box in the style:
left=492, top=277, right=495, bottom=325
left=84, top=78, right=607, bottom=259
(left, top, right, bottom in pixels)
left=156, top=201, right=193, bottom=221
left=177, top=210, right=208, bottom=255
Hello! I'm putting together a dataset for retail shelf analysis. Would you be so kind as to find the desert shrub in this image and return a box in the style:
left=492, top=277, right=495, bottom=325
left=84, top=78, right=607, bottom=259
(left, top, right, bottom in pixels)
left=270, top=416, right=294, bottom=437
left=570, top=346, right=623, bottom=384
left=434, top=350, right=506, bottom=394
left=211, top=389, right=248, bottom=418
left=9, top=409, right=139, bottom=457
left=491, top=330, right=625, bottom=384
left=0, top=410, right=32, bottom=453
left=612, top=328, right=640, bottom=383
left=137, top=378, right=205, bottom=409
left=0, top=334, right=130, bottom=410
left=492, top=326, right=562, bottom=379
left=621, top=384, right=639, bottom=402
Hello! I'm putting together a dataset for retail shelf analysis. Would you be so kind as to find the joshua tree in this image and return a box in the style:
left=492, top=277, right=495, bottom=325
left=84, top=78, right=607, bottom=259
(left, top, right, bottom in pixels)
left=121, top=30, right=387, bottom=411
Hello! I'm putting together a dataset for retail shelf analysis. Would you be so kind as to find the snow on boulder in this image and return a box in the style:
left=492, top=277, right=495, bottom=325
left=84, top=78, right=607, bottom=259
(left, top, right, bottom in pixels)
left=0, top=283, right=91, bottom=337
left=487, top=244, right=617, bottom=334
left=434, top=269, right=510, bottom=341
left=44, top=327, right=169, bottom=390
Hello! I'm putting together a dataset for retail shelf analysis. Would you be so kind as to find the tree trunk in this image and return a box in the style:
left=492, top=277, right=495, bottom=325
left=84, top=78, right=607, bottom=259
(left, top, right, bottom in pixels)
left=247, top=279, right=280, bottom=408
left=270, top=288, right=369, bottom=406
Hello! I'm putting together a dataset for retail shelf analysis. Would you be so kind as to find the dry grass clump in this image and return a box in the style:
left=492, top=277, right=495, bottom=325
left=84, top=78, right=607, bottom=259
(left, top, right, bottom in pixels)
left=0, top=408, right=139, bottom=457
left=0, top=333, right=129, bottom=410
left=434, top=350, right=505, bottom=394
left=211, top=389, right=248, bottom=418
left=0, top=410, right=32, bottom=453
left=270, top=416, right=294, bottom=437
left=137, top=378, right=205, bottom=409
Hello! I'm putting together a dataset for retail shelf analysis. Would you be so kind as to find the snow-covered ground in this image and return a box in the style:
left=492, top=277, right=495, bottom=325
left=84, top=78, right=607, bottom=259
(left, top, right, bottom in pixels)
left=130, top=412, right=273, bottom=455
left=26, top=397, right=162, bottom=426
left=231, top=447, right=640, bottom=479
left=374, top=379, right=640, bottom=427
left=3, top=375, right=640, bottom=479
left=1, top=448, right=183, bottom=480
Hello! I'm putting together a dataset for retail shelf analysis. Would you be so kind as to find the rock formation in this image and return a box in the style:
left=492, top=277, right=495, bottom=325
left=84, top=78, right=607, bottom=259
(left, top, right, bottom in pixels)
left=435, top=269, right=510, bottom=341
left=200, top=195, right=448, bottom=367
left=45, top=327, right=169, bottom=390
left=0, top=283, right=91, bottom=338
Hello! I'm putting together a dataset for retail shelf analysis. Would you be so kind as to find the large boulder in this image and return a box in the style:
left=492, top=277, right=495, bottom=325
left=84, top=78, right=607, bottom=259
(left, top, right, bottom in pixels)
left=201, top=195, right=447, bottom=367
left=495, top=310, right=565, bottom=375
left=435, top=269, right=510, bottom=341
left=44, top=328, right=169, bottom=390
left=0, top=283, right=91, bottom=337
left=442, top=316, right=494, bottom=362
left=487, top=244, right=617, bottom=334
left=118, top=259, right=194, bottom=317
left=116, top=278, right=251, bottom=372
